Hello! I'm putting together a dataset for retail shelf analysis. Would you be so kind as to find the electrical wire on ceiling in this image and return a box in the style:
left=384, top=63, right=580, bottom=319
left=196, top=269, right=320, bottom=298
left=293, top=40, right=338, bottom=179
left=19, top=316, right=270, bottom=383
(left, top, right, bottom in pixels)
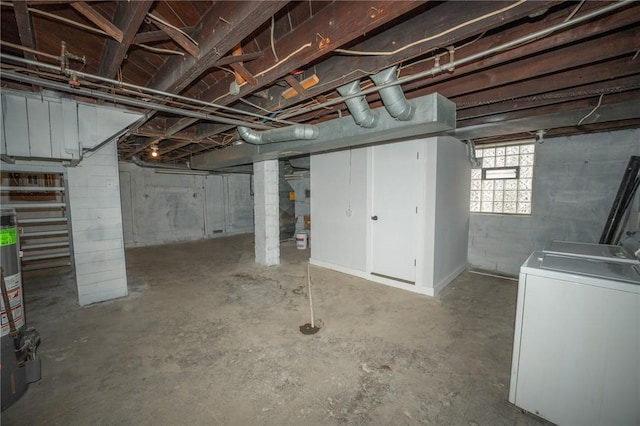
left=272, top=0, right=633, bottom=121
left=333, top=0, right=528, bottom=56
left=577, top=94, right=605, bottom=126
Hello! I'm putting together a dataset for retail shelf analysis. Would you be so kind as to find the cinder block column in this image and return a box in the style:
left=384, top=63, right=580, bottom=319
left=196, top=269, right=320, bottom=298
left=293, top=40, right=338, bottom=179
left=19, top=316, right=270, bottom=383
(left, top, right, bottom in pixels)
left=253, top=160, right=280, bottom=265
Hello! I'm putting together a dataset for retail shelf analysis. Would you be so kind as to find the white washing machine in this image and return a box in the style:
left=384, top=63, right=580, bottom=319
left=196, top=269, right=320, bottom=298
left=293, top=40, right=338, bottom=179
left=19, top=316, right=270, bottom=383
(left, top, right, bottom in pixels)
left=509, top=251, right=640, bottom=426
left=543, top=240, right=639, bottom=264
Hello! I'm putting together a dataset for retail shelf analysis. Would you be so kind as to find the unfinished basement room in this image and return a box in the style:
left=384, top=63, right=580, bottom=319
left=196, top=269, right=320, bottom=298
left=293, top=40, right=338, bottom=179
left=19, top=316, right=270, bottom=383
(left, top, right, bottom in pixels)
left=1, top=1, right=639, bottom=425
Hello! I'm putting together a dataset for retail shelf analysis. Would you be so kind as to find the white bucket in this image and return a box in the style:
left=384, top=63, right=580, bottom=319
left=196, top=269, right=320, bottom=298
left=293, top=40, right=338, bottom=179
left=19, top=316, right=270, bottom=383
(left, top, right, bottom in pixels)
left=295, top=231, right=308, bottom=249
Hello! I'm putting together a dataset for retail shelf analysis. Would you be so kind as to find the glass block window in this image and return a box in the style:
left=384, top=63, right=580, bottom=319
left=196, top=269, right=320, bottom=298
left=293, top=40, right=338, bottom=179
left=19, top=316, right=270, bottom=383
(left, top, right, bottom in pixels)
left=470, top=142, right=535, bottom=215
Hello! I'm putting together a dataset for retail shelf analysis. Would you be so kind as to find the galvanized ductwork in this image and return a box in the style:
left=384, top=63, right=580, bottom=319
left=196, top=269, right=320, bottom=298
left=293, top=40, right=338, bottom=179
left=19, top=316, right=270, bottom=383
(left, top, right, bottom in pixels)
left=336, top=80, right=377, bottom=128
left=237, top=125, right=319, bottom=145
left=371, top=66, right=415, bottom=121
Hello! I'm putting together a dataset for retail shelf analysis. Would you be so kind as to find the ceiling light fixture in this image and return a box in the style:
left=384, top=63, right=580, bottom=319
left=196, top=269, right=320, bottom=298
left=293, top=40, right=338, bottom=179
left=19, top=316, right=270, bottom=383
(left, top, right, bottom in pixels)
left=150, top=144, right=159, bottom=158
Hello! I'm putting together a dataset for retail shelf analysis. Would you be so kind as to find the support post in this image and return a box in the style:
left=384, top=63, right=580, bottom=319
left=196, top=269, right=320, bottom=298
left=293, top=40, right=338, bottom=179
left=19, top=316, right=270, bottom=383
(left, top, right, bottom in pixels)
left=253, top=160, right=280, bottom=265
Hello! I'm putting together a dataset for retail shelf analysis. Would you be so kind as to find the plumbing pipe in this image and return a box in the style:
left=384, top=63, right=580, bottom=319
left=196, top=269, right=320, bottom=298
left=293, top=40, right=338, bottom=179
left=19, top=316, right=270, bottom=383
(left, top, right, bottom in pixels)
left=0, top=53, right=298, bottom=126
left=278, top=0, right=633, bottom=120
left=336, top=80, right=377, bottom=128
left=370, top=66, right=415, bottom=121
left=237, top=124, right=319, bottom=145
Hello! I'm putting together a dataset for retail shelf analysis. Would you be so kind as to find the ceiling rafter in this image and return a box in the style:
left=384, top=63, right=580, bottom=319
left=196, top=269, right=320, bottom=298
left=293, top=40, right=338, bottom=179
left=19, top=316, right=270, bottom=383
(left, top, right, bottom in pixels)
left=70, top=2, right=123, bottom=42
left=133, top=26, right=197, bottom=45
left=459, top=75, right=640, bottom=123
left=166, top=0, right=556, bottom=161
left=98, top=0, right=153, bottom=78
left=261, top=2, right=638, bottom=128
left=195, top=0, right=429, bottom=106
left=260, top=0, right=559, bottom=112
left=147, top=1, right=286, bottom=94
left=146, top=11, right=199, bottom=57
left=120, top=2, right=287, bottom=160
left=13, top=1, right=37, bottom=62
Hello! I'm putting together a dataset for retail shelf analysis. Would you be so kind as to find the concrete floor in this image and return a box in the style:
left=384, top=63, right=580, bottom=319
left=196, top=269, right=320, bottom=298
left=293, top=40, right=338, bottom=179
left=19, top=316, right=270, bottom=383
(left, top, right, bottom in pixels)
left=4, top=235, right=545, bottom=425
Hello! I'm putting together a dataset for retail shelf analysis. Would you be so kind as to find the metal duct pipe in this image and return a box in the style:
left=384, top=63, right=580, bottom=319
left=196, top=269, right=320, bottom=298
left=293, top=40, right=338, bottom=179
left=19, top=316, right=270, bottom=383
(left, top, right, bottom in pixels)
left=336, top=80, right=377, bottom=128
left=237, top=125, right=319, bottom=145
left=278, top=0, right=632, bottom=120
left=0, top=53, right=298, bottom=126
left=1, top=70, right=272, bottom=130
left=370, top=66, right=415, bottom=121
left=131, top=155, right=200, bottom=171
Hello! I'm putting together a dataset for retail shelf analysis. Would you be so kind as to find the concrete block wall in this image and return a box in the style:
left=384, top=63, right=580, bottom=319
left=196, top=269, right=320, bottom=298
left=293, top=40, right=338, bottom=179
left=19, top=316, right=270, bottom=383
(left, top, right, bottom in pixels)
left=67, top=140, right=128, bottom=306
left=469, top=129, right=640, bottom=276
left=118, top=163, right=253, bottom=247
left=254, top=160, right=280, bottom=265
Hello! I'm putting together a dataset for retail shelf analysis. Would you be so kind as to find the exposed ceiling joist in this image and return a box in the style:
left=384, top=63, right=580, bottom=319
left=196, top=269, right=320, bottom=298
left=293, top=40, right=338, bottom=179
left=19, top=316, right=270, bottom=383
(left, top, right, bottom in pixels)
left=70, top=2, right=123, bottom=42
left=147, top=11, right=199, bottom=57
left=13, top=1, right=37, bottom=62
left=259, top=0, right=559, bottom=112
left=195, top=0, right=430, bottom=105
left=133, top=26, right=197, bottom=45
left=147, top=1, right=286, bottom=94
left=98, top=0, right=153, bottom=78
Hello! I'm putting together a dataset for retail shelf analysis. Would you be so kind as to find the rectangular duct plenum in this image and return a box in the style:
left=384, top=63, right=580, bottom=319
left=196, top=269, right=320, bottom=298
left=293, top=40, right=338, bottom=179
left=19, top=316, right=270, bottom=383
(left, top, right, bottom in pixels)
left=191, top=93, right=456, bottom=170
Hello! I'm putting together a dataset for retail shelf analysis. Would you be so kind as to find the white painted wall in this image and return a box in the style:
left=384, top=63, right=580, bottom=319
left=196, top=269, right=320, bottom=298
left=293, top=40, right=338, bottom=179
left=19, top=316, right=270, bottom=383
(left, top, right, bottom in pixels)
left=311, top=137, right=469, bottom=296
left=469, top=129, right=640, bottom=276
left=118, top=163, right=253, bottom=247
left=67, top=140, right=128, bottom=306
left=311, top=148, right=368, bottom=271
left=432, top=137, right=471, bottom=289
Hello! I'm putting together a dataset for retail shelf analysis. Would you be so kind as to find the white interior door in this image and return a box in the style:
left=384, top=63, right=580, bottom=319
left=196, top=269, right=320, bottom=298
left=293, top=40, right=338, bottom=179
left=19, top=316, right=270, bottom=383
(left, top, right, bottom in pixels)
left=371, top=141, right=419, bottom=283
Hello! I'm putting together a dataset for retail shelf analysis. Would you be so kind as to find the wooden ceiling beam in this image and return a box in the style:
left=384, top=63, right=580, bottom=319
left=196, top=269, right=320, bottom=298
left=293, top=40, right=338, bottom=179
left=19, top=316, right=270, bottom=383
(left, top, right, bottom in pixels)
left=215, top=52, right=263, bottom=67
left=98, top=0, right=153, bottom=78
left=407, top=26, right=639, bottom=108
left=165, top=0, right=431, bottom=161
left=456, top=58, right=640, bottom=119
left=133, top=26, right=197, bottom=45
left=121, top=2, right=285, bottom=160
left=257, top=1, right=558, bottom=112
left=127, top=118, right=198, bottom=158
left=70, top=2, right=123, bottom=42
left=147, top=1, right=286, bottom=94
left=147, top=11, right=200, bottom=57
left=196, top=0, right=429, bottom=105
left=458, top=75, right=640, bottom=122
left=270, top=3, right=638, bottom=126
left=13, top=1, right=37, bottom=62
left=458, top=89, right=640, bottom=129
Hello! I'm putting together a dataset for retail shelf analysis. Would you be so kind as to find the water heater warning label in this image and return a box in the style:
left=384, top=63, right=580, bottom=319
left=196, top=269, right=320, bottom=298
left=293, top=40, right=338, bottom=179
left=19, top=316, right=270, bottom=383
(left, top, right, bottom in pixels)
left=1, top=273, right=24, bottom=336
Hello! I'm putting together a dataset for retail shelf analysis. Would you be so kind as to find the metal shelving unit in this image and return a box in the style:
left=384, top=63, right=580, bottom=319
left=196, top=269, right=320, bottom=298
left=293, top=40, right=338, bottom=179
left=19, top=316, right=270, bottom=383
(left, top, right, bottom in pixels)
left=0, top=171, right=72, bottom=272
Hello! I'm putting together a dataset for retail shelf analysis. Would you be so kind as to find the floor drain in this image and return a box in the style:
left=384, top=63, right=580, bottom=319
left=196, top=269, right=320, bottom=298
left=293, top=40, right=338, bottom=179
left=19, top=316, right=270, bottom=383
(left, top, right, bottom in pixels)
left=299, top=323, right=320, bottom=335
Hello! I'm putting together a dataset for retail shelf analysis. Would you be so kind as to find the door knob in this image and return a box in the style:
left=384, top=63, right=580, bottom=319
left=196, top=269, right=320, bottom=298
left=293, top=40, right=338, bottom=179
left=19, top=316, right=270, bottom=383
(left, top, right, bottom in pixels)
left=371, top=215, right=378, bottom=221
